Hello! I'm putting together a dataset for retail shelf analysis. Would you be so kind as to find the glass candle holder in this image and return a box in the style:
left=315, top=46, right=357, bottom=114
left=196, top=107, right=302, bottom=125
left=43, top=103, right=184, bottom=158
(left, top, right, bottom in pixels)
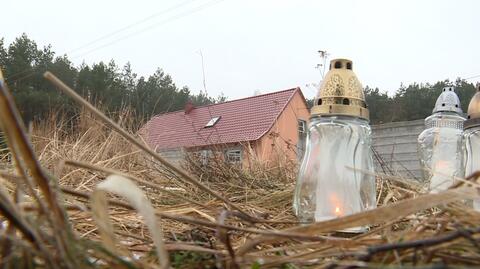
left=463, top=127, right=480, bottom=209
left=293, top=116, right=376, bottom=230
left=463, top=85, right=480, bottom=210
left=417, top=87, right=465, bottom=193
left=293, top=58, right=376, bottom=232
left=418, top=113, right=465, bottom=192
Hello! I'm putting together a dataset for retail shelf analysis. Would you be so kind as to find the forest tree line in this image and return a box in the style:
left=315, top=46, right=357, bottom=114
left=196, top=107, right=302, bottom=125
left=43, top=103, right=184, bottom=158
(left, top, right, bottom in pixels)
left=1, top=34, right=478, bottom=127
left=364, top=81, right=477, bottom=124
left=0, top=34, right=225, bottom=126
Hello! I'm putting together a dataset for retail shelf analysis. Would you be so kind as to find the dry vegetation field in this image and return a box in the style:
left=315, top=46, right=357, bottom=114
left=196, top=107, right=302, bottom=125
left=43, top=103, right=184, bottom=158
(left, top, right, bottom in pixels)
left=0, top=72, right=480, bottom=268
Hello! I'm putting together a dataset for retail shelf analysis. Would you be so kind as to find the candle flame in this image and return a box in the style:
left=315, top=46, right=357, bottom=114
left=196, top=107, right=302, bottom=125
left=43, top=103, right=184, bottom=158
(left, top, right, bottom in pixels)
left=435, top=160, right=449, bottom=170
left=335, top=206, right=341, bottom=216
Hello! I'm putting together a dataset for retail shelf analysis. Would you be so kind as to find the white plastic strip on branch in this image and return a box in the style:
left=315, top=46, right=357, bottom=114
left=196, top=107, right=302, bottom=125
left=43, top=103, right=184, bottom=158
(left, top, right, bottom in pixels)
left=91, top=175, right=170, bottom=269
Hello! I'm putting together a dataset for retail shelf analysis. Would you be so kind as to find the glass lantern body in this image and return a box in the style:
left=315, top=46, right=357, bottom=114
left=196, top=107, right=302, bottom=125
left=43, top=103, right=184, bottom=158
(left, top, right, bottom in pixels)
left=463, top=127, right=480, bottom=210
left=417, top=112, right=465, bottom=193
left=293, top=115, right=376, bottom=229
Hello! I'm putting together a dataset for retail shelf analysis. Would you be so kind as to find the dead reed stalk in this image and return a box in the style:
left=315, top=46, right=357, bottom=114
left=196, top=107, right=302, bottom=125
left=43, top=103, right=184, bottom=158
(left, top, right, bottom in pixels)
left=0, top=70, right=479, bottom=268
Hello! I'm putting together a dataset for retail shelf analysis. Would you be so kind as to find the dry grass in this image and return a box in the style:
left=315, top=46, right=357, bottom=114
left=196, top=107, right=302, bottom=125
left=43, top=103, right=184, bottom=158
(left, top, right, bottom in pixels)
left=0, top=71, right=480, bottom=268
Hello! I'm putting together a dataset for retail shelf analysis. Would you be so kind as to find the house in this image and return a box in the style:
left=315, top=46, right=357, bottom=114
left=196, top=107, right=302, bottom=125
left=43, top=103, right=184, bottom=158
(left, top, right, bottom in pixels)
left=139, top=87, right=310, bottom=167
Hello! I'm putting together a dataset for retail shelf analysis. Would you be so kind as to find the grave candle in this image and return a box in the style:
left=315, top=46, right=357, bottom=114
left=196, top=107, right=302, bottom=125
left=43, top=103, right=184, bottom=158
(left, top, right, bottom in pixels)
left=293, top=59, right=376, bottom=232
left=417, top=87, right=465, bottom=193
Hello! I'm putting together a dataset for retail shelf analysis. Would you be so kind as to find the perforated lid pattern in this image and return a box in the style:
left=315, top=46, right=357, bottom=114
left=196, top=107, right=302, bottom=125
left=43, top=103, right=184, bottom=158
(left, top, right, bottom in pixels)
left=432, top=87, right=462, bottom=114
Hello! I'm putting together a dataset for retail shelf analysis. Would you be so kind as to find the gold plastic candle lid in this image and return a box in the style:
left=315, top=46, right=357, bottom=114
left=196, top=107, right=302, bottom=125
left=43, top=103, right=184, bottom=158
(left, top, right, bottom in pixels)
left=311, top=59, right=369, bottom=120
left=465, top=84, right=480, bottom=129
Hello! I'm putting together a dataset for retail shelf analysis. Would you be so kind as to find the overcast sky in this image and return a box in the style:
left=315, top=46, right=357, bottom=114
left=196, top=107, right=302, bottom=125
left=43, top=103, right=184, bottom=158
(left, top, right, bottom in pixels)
left=4, top=0, right=479, bottom=100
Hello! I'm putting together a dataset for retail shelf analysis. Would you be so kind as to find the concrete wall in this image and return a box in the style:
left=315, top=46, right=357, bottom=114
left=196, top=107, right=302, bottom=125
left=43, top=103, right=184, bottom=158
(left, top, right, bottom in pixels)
left=371, top=119, right=425, bottom=180
left=157, top=148, right=185, bottom=167
left=159, top=117, right=428, bottom=180
left=158, top=143, right=248, bottom=168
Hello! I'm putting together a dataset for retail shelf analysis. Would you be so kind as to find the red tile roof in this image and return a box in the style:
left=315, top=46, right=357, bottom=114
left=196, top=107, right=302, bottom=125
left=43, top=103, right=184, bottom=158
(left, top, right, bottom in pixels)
left=140, top=87, right=305, bottom=150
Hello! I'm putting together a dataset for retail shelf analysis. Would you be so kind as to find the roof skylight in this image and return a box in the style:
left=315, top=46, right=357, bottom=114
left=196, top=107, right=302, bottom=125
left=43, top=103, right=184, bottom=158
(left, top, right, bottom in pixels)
left=205, top=116, right=221, bottom=128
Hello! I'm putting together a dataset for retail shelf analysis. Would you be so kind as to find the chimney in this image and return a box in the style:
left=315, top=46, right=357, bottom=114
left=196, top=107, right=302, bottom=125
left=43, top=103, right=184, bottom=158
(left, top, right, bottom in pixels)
left=184, top=100, right=194, bottom=114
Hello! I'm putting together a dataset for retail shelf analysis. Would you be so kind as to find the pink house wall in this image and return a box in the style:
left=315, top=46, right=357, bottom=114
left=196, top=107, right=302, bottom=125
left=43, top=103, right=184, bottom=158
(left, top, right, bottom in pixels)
left=251, top=91, right=310, bottom=165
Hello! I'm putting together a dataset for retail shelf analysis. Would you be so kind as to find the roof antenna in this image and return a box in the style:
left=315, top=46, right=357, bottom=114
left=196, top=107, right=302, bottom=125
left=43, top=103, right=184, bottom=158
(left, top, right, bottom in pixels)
left=316, top=50, right=329, bottom=79
left=197, top=50, right=207, bottom=93
left=305, top=50, right=329, bottom=92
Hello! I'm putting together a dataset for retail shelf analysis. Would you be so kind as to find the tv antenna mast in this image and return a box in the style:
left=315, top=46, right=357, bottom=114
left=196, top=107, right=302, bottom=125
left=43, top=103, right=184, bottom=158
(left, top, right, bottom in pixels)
left=316, top=50, right=329, bottom=79
left=306, top=50, right=330, bottom=91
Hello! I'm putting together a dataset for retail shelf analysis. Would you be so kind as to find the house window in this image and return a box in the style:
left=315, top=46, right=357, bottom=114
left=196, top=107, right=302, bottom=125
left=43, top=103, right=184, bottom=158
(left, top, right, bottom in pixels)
left=225, top=149, right=242, bottom=164
left=200, top=149, right=212, bottom=165
left=298, top=120, right=306, bottom=134
left=205, top=116, right=221, bottom=128
left=297, top=120, right=307, bottom=160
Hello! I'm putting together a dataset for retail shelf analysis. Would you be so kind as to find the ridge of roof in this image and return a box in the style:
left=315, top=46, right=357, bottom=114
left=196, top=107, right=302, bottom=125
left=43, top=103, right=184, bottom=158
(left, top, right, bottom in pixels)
left=255, top=88, right=303, bottom=140
left=149, top=87, right=300, bottom=119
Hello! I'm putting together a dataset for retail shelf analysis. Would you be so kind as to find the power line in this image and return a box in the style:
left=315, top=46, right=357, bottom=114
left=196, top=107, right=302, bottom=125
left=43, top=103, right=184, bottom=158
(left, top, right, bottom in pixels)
left=5, top=0, right=225, bottom=84
left=6, top=0, right=200, bottom=82
left=70, top=0, right=225, bottom=59
left=65, top=0, right=201, bottom=56
left=463, top=74, right=480, bottom=80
